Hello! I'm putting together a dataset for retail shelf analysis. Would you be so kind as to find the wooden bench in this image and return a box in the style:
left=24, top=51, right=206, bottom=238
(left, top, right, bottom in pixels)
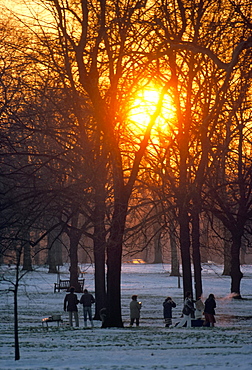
left=42, top=314, right=63, bottom=329
left=54, top=279, right=85, bottom=293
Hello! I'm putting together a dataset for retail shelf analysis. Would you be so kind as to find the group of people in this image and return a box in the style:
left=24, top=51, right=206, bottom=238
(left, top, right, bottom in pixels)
left=64, top=287, right=216, bottom=329
left=130, top=293, right=216, bottom=328
left=64, top=287, right=95, bottom=327
left=175, top=292, right=216, bottom=328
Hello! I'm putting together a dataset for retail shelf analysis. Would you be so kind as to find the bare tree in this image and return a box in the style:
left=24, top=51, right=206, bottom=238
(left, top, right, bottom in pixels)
left=12, top=0, right=168, bottom=327
left=205, top=94, right=252, bottom=298
left=150, top=0, right=252, bottom=298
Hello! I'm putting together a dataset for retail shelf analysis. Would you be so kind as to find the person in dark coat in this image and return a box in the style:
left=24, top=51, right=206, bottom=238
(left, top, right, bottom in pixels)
left=63, top=286, right=79, bottom=327
left=130, top=295, right=142, bottom=327
left=204, top=293, right=216, bottom=327
left=163, top=296, right=176, bottom=327
left=80, top=289, right=95, bottom=328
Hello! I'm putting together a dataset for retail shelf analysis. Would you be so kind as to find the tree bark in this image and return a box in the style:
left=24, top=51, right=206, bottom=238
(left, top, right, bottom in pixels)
left=14, top=283, right=20, bottom=360
left=170, top=221, right=180, bottom=276
left=93, top=188, right=107, bottom=320
left=93, top=245, right=106, bottom=320
left=230, top=233, right=243, bottom=298
left=33, top=230, right=41, bottom=265
left=179, top=207, right=193, bottom=298
left=152, top=227, right=163, bottom=264
left=92, top=149, right=108, bottom=320
left=103, top=201, right=128, bottom=328
left=68, top=212, right=82, bottom=292
left=191, top=205, right=203, bottom=299
left=22, top=230, right=32, bottom=271
left=47, top=228, right=59, bottom=274
left=14, top=248, right=21, bottom=361
left=222, top=227, right=232, bottom=276
left=240, top=241, right=246, bottom=265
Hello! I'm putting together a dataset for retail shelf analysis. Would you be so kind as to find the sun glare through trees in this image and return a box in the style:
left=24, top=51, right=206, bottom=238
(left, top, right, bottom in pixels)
left=127, top=82, right=176, bottom=137
left=1, top=0, right=252, bottom=342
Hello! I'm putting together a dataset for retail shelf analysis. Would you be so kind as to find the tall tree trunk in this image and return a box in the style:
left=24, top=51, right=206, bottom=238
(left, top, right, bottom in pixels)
left=48, top=230, right=58, bottom=274
left=179, top=207, right=193, bottom=298
left=104, top=202, right=127, bottom=328
left=170, top=221, right=180, bottom=276
left=94, top=243, right=106, bottom=319
left=56, top=234, right=63, bottom=266
left=152, top=227, right=163, bottom=263
left=48, top=222, right=63, bottom=273
left=33, top=230, right=41, bottom=265
left=178, top=138, right=193, bottom=297
left=200, top=214, right=210, bottom=263
left=230, top=233, right=243, bottom=298
left=69, top=212, right=82, bottom=292
left=92, top=150, right=108, bottom=320
left=93, top=186, right=107, bottom=320
left=240, top=241, right=246, bottom=265
left=191, top=205, right=203, bottom=299
left=22, top=230, right=32, bottom=271
left=14, top=283, right=20, bottom=360
left=14, top=247, right=21, bottom=361
left=143, top=231, right=150, bottom=263
left=229, top=119, right=245, bottom=298
left=222, top=227, right=232, bottom=276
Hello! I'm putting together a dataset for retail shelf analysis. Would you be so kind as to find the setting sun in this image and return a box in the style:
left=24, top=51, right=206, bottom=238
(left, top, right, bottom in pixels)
left=127, top=83, right=175, bottom=134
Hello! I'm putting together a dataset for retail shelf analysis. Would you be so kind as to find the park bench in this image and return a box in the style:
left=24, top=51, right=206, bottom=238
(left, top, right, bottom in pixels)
left=42, top=314, right=63, bottom=329
left=54, top=278, right=85, bottom=293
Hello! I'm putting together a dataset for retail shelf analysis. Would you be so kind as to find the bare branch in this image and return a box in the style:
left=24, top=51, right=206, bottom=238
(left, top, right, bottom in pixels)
left=151, top=37, right=252, bottom=71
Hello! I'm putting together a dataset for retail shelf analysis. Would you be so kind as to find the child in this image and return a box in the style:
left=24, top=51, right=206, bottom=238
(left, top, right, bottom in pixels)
left=163, top=296, right=176, bottom=327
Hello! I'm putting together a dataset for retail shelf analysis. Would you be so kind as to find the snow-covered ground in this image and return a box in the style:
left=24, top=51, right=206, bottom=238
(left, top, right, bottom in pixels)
left=1, top=263, right=252, bottom=369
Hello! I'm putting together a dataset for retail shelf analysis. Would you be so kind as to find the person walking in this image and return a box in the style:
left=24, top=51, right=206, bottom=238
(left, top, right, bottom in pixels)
left=177, top=291, right=195, bottom=328
left=80, top=289, right=95, bottom=328
left=204, top=293, right=216, bottom=327
left=63, top=286, right=79, bottom=327
left=129, top=295, right=142, bottom=327
left=163, top=296, right=176, bottom=327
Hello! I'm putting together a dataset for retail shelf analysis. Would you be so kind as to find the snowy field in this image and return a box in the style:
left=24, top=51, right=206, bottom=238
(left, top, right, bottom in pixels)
left=1, top=263, right=252, bottom=369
